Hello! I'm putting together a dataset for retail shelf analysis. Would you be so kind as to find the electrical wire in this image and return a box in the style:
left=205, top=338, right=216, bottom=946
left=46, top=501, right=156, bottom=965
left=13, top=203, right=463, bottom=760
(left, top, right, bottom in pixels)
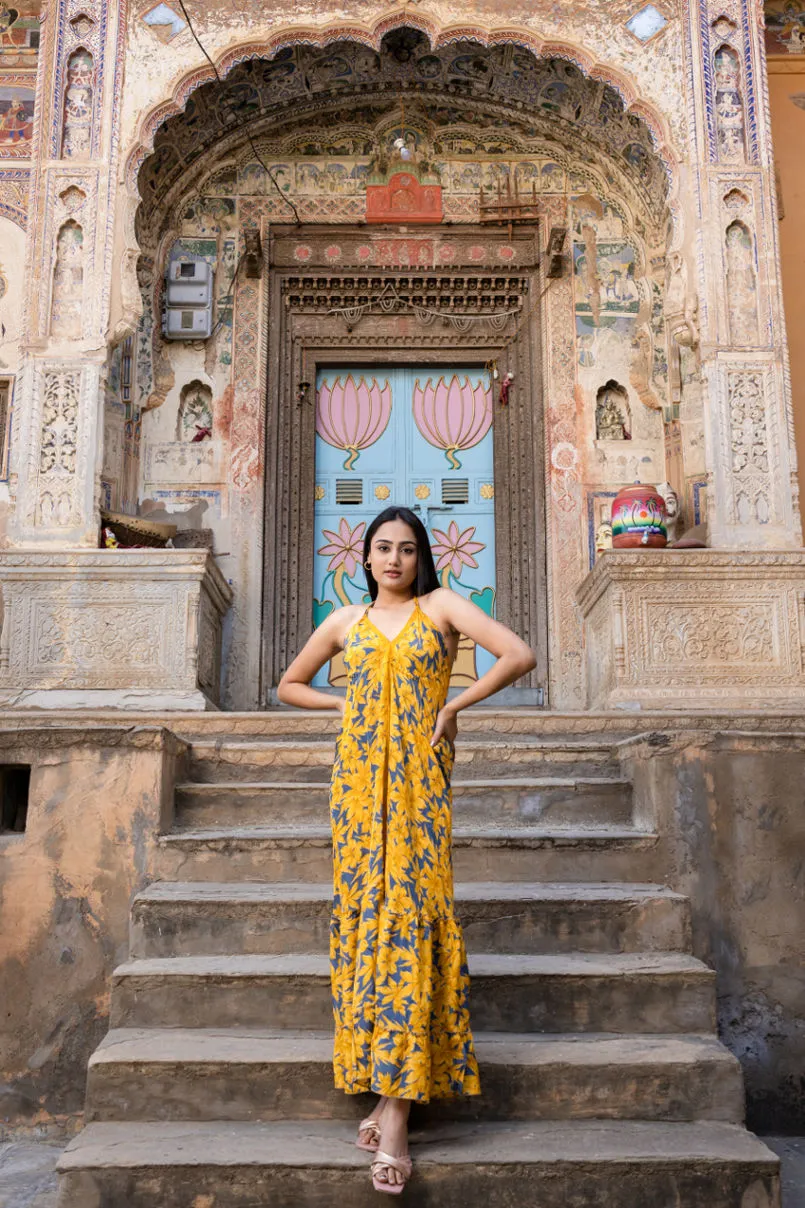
left=207, top=248, right=246, bottom=342
left=173, top=0, right=302, bottom=224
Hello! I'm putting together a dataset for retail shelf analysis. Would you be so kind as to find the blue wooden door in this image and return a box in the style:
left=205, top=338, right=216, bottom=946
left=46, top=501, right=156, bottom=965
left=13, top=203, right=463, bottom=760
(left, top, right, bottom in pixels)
left=312, top=366, right=496, bottom=688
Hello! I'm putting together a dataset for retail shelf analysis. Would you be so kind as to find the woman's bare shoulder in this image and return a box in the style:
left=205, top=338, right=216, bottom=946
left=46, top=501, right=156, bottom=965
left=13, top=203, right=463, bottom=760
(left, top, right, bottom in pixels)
left=325, top=601, right=366, bottom=642
left=419, top=587, right=460, bottom=630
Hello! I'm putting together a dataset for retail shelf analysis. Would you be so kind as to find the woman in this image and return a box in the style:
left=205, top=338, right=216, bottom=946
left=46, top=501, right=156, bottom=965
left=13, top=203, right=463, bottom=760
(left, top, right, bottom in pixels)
left=278, top=506, right=536, bottom=1194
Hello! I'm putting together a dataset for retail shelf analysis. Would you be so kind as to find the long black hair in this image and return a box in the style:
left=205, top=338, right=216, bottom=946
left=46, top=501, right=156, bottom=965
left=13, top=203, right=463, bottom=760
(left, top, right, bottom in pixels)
left=362, top=506, right=440, bottom=602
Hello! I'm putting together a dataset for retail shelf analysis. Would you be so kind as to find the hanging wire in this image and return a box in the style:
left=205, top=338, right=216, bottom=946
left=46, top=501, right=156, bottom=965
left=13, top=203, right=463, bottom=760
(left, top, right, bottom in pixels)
left=173, top=0, right=301, bottom=224
left=207, top=248, right=246, bottom=342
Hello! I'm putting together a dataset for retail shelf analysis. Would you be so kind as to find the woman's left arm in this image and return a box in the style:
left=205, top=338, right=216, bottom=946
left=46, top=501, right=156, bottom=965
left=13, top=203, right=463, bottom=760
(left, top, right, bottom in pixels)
left=430, top=589, right=536, bottom=745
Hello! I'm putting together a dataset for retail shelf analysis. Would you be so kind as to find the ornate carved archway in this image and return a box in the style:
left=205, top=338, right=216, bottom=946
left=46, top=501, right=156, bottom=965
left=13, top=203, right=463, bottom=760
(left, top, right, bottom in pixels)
left=123, top=25, right=676, bottom=708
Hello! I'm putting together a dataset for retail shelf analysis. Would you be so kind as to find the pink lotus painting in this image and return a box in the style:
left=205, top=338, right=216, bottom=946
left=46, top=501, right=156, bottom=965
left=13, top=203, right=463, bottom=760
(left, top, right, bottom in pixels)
left=316, top=375, right=392, bottom=470
left=413, top=375, right=493, bottom=468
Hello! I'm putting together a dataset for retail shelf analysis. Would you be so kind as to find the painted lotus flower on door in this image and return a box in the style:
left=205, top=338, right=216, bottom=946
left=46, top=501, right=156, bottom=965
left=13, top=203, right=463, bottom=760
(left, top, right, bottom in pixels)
left=316, top=375, right=392, bottom=470
left=413, top=375, right=493, bottom=468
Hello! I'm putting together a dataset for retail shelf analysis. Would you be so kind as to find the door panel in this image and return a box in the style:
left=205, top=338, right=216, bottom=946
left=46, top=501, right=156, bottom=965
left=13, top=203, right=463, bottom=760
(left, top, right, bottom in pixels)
left=312, top=366, right=496, bottom=688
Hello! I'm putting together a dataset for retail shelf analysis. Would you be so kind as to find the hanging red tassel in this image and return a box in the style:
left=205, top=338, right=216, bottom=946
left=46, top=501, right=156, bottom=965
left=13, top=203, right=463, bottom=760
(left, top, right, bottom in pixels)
left=498, top=372, right=514, bottom=406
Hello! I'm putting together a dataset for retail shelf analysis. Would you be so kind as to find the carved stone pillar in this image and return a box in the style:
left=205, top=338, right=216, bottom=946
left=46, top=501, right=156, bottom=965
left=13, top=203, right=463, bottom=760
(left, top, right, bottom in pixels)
left=684, top=0, right=802, bottom=547
left=9, top=0, right=126, bottom=546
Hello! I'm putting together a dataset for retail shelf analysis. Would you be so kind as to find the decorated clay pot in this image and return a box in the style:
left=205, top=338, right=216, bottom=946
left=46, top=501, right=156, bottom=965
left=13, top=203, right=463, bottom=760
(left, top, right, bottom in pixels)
left=610, top=483, right=668, bottom=548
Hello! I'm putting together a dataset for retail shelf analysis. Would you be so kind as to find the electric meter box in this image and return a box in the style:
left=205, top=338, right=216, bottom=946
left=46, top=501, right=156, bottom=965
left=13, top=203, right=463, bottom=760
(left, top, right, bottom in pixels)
left=163, top=306, right=213, bottom=339
left=163, top=257, right=214, bottom=339
left=166, top=259, right=213, bottom=307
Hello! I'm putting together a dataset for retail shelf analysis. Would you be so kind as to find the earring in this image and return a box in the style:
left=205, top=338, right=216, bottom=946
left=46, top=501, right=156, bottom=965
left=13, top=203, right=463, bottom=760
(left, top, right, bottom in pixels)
left=364, top=559, right=371, bottom=569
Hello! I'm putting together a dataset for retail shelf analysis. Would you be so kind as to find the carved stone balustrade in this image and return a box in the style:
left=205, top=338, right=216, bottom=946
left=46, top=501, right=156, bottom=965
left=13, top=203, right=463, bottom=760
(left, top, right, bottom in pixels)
left=0, top=550, right=232, bottom=709
left=576, top=550, right=805, bottom=710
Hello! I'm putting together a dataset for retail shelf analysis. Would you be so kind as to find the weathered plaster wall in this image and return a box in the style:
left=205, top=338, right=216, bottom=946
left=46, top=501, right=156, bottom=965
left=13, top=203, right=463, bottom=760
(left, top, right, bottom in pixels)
left=0, top=727, right=186, bottom=1128
left=623, top=731, right=805, bottom=1131
left=768, top=57, right=805, bottom=534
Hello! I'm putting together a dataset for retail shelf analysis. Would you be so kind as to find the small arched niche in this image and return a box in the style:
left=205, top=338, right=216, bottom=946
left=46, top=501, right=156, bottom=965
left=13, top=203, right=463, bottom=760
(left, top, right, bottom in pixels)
left=595, top=380, right=632, bottom=441
left=50, top=219, right=85, bottom=338
left=177, top=379, right=213, bottom=441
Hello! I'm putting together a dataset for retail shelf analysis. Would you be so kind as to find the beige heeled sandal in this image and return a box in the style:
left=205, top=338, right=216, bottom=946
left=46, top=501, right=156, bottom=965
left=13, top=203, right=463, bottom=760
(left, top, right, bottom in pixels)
left=371, top=1150, right=412, bottom=1195
left=356, top=1116, right=382, bottom=1152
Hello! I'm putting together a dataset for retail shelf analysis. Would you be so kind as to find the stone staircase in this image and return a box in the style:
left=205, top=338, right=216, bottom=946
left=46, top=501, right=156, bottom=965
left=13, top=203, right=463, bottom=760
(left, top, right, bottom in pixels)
left=57, top=715, right=780, bottom=1206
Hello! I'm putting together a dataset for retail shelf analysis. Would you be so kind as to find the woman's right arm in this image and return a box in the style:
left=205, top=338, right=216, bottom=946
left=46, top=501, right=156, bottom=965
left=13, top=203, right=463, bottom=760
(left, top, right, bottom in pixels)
left=276, top=608, right=356, bottom=711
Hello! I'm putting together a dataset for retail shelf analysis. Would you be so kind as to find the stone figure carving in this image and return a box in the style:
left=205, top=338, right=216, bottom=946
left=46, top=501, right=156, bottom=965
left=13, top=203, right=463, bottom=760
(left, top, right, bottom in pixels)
left=595, top=380, right=631, bottom=441
left=656, top=481, right=681, bottom=543
left=50, top=219, right=84, bottom=337
left=725, top=221, right=759, bottom=345
left=62, top=48, right=94, bottom=159
left=714, top=46, right=746, bottom=162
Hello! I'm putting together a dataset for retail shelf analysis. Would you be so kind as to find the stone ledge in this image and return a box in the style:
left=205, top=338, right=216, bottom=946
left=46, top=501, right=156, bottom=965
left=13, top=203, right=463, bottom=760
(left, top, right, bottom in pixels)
left=0, top=550, right=233, bottom=710
left=576, top=550, right=805, bottom=710
left=0, top=725, right=189, bottom=755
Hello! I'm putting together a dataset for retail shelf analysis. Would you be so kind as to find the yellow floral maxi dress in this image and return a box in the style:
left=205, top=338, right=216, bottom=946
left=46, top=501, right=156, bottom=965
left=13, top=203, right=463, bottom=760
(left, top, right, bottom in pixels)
left=329, top=598, right=481, bottom=1102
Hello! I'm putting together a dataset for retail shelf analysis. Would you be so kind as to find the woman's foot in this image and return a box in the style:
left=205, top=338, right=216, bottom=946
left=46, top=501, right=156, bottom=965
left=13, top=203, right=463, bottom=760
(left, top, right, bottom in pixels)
left=372, top=1098, right=411, bottom=1190
left=357, top=1095, right=387, bottom=1150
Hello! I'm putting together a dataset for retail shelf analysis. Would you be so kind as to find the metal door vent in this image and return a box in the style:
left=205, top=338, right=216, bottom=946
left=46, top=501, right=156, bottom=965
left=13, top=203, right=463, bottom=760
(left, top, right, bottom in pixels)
left=336, top=479, right=363, bottom=505
left=441, top=478, right=469, bottom=504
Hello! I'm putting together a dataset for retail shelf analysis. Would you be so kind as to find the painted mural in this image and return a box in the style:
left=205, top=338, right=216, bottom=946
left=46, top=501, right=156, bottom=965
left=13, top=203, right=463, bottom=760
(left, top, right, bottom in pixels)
left=570, top=189, right=667, bottom=559
left=0, top=4, right=37, bottom=168
left=765, top=1, right=805, bottom=53
left=0, top=84, right=31, bottom=154
left=0, top=3, right=39, bottom=63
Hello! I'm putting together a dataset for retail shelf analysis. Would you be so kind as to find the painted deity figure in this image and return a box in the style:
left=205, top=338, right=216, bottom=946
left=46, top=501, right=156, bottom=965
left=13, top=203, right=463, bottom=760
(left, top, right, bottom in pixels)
left=0, top=97, right=27, bottom=142
left=62, top=50, right=94, bottom=159
left=714, top=48, right=746, bottom=162
left=725, top=222, right=759, bottom=345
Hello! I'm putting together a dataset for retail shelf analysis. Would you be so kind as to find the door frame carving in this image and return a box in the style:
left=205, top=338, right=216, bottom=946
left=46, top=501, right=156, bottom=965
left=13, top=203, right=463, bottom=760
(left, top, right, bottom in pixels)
left=261, top=223, right=549, bottom=704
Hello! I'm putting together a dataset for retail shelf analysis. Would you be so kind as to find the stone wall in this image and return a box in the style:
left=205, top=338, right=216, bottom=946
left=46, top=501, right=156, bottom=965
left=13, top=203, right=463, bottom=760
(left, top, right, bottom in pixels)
left=622, top=729, right=805, bottom=1132
left=0, top=725, right=187, bottom=1129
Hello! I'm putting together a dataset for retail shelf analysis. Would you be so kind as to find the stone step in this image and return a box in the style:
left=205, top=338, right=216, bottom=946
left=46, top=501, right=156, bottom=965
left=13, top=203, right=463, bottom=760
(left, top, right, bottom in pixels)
left=156, top=824, right=663, bottom=883
left=84, top=1028, right=744, bottom=1125
left=56, top=1119, right=781, bottom=1208
left=174, top=775, right=634, bottom=828
left=188, top=737, right=621, bottom=784
left=109, top=952, right=715, bottom=1034
left=130, top=880, right=690, bottom=959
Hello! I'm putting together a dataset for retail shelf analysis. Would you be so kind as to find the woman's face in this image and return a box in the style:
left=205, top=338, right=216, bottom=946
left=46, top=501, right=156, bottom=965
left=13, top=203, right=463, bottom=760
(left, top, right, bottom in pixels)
left=369, top=520, right=419, bottom=592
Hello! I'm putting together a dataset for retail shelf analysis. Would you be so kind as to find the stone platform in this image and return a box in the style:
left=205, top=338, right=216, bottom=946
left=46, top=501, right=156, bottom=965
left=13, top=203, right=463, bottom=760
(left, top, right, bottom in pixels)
left=576, top=550, right=805, bottom=710
left=0, top=550, right=232, bottom=710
